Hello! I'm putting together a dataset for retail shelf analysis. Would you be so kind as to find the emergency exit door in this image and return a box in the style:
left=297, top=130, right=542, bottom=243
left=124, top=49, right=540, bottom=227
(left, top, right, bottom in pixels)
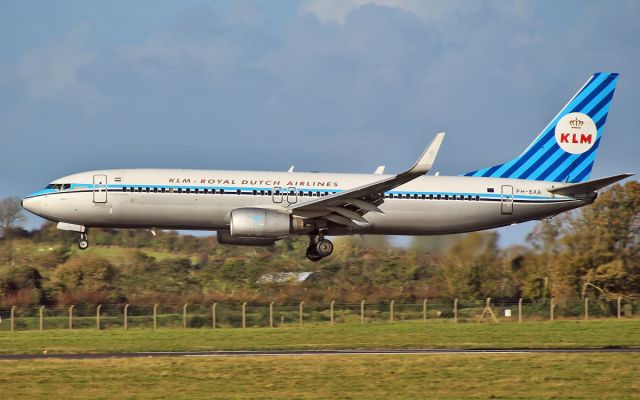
left=501, top=185, right=513, bottom=214
left=93, top=174, right=108, bottom=203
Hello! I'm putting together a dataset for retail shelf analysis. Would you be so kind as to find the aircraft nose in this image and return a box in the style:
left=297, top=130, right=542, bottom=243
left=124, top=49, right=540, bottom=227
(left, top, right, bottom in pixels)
left=22, top=197, right=39, bottom=215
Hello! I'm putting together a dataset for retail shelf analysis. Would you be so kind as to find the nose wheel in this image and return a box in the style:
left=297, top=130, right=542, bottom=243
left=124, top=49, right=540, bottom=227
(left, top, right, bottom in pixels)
left=306, top=234, right=333, bottom=261
left=78, top=233, right=89, bottom=250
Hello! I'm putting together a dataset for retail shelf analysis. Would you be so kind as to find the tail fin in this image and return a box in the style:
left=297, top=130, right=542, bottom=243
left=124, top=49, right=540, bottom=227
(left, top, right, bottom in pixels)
left=464, top=72, right=619, bottom=183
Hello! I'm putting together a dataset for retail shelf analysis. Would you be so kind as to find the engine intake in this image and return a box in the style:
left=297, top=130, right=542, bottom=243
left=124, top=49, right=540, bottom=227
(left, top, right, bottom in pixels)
left=230, top=208, right=303, bottom=238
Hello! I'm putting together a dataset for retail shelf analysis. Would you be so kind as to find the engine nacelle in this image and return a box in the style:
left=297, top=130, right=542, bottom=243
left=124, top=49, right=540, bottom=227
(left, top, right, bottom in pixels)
left=217, top=231, right=276, bottom=246
left=230, top=208, right=301, bottom=238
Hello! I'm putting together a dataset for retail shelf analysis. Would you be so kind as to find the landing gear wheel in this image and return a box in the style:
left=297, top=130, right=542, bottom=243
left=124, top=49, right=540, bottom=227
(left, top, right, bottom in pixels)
left=78, top=232, right=89, bottom=250
left=315, top=239, right=333, bottom=257
left=306, top=246, right=323, bottom=262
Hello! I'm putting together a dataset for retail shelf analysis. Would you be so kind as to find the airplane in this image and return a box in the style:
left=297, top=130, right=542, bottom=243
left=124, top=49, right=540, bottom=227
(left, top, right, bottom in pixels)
left=22, top=72, right=633, bottom=261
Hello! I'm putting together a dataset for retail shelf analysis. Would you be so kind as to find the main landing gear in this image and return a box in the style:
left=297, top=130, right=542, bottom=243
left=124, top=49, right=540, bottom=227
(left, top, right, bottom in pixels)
left=306, top=233, right=333, bottom=262
left=78, top=233, right=89, bottom=250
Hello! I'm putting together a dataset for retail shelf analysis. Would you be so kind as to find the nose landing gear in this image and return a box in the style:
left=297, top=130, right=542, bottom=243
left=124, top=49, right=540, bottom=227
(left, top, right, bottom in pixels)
left=78, top=233, right=89, bottom=250
left=306, top=233, right=333, bottom=261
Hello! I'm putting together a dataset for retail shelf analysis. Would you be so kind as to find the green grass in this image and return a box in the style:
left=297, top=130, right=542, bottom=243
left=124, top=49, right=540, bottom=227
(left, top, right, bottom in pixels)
left=2, top=319, right=640, bottom=355
left=1, top=353, right=639, bottom=399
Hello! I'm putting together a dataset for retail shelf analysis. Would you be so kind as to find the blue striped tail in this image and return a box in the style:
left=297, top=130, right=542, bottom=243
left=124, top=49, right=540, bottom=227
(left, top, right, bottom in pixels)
left=463, top=72, right=619, bottom=183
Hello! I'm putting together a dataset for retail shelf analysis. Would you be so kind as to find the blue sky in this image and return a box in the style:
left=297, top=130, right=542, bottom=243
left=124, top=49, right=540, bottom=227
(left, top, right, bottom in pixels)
left=1, top=0, right=638, bottom=246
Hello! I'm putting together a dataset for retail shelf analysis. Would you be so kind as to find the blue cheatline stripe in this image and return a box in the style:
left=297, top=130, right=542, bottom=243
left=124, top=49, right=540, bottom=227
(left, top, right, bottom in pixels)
left=483, top=73, right=609, bottom=178
left=548, top=138, right=600, bottom=182
left=27, top=183, right=574, bottom=202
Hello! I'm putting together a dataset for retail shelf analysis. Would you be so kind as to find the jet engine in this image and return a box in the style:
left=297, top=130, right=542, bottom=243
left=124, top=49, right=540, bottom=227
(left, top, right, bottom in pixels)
left=229, top=207, right=305, bottom=238
left=217, top=231, right=277, bottom=246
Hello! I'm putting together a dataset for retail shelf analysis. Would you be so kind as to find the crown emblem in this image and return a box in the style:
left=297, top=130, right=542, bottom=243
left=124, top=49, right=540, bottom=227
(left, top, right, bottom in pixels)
left=569, top=117, right=584, bottom=129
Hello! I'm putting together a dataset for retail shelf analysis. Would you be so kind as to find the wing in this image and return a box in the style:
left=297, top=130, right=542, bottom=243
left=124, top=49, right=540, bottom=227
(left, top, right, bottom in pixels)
left=289, top=133, right=445, bottom=226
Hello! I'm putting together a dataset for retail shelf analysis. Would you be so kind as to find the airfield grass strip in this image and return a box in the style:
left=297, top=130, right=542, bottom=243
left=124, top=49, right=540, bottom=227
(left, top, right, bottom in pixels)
left=1, top=319, right=640, bottom=355
left=1, top=353, right=639, bottom=399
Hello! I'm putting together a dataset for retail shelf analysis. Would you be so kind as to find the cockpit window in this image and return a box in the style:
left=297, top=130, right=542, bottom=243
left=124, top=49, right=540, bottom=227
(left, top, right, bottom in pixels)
left=46, top=184, right=69, bottom=190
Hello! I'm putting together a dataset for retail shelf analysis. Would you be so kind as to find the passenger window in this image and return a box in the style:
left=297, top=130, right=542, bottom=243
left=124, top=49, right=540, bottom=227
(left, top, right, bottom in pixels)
left=421, top=194, right=425, bottom=200
left=476, top=195, right=480, bottom=201
left=260, top=190, right=265, bottom=196
left=153, top=187, right=158, bottom=193
left=237, top=189, right=241, bottom=195
left=195, top=188, right=199, bottom=194
left=203, top=189, right=208, bottom=194
left=267, top=190, right=271, bottom=196
left=253, top=190, right=257, bottom=195
left=162, top=188, right=166, bottom=193
left=429, top=194, right=434, bottom=200
left=437, top=194, right=441, bottom=200
left=186, top=188, right=190, bottom=194
left=220, top=189, right=225, bottom=194
left=178, top=188, right=182, bottom=194
left=414, top=194, right=418, bottom=199
left=445, top=195, right=449, bottom=200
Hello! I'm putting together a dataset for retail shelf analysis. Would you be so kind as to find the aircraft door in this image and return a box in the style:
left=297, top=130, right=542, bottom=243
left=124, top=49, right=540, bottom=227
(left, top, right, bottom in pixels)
left=93, top=174, right=108, bottom=203
left=272, top=186, right=283, bottom=203
left=501, top=185, right=513, bottom=214
left=287, top=187, right=298, bottom=204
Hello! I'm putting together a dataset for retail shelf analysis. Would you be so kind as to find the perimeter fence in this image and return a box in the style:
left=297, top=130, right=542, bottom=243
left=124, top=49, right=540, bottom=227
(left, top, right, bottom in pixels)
left=0, top=297, right=638, bottom=332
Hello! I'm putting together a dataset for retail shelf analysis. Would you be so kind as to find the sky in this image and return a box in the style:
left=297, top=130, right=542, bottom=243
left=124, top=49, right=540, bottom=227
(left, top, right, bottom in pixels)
left=1, top=0, right=639, bottom=247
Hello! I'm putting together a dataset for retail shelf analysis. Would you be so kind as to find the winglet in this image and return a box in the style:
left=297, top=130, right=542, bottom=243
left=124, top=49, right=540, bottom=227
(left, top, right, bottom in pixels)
left=404, top=132, right=445, bottom=176
left=374, top=165, right=386, bottom=175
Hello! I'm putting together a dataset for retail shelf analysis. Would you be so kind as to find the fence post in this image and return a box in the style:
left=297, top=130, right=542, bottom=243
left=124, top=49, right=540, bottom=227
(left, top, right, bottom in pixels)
left=360, top=300, right=365, bottom=323
left=330, top=300, right=335, bottom=325
left=124, top=304, right=129, bottom=330
left=183, top=303, right=189, bottom=329
left=269, top=302, right=274, bottom=328
left=518, top=298, right=523, bottom=323
left=453, top=299, right=458, bottom=323
left=584, top=298, right=589, bottom=321
left=212, top=303, right=217, bottom=329
left=423, top=299, right=428, bottom=321
left=390, top=300, right=395, bottom=322
left=550, top=298, right=555, bottom=321
left=10, top=306, right=16, bottom=332
left=617, top=297, right=622, bottom=319
left=39, top=305, right=45, bottom=332
left=299, top=301, right=304, bottom=327
left=68, top=305, right=75, bottom=330
left=242, top=302, right=247, bottom=329
left=96, top=305, right=102, bottom=331
left=153, top=304, right=158, bottom=330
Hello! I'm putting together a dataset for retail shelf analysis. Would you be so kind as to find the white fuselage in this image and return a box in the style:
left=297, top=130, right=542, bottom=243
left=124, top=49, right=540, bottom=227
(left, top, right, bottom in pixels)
left=22, top=169, right=589, bottom=236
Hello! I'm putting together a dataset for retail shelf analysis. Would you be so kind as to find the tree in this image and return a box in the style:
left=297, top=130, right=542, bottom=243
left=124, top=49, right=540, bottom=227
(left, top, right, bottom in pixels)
left=0, top=196, right=26, bottom=237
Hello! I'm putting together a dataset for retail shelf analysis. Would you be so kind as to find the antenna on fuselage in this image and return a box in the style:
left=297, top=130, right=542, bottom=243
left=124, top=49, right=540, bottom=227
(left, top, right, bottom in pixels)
left=288, top=166, right=295, bottom=172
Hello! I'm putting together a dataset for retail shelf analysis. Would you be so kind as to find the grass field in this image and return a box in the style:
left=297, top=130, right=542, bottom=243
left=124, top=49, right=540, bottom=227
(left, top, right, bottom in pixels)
left=2, top=319, right=640, bottom=355
left=1, top=353, right=638, bottom=399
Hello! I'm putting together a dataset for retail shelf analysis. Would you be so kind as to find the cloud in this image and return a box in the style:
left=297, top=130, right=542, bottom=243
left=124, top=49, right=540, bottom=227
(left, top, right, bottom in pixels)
left=18, top=24, right=97, bottom=100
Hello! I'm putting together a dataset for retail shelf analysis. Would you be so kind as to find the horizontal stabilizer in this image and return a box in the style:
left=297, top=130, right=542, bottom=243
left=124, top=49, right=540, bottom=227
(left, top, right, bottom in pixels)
left=548, top=173, right=634, bottom=196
